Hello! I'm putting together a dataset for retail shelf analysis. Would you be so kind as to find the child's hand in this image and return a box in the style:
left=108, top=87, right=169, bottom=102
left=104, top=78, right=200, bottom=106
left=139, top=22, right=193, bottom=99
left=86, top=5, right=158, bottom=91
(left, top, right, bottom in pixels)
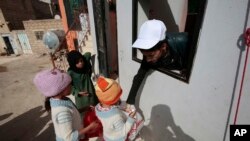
left=78, top=91, right=89, bottom=96
left=79, top=120, right=100, bottom=136
left=87, top=121, right=99, bottom=132
left=123, top=104, right=136, bottom=113
left=89, top=105, right=95, bottom=110
left=129, top=110, right=136, bottom=119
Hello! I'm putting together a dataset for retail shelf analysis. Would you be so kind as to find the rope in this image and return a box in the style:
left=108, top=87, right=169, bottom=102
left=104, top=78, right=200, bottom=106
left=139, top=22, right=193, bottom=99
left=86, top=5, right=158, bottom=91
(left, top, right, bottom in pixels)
left=233, top=28, right=250, bottom=124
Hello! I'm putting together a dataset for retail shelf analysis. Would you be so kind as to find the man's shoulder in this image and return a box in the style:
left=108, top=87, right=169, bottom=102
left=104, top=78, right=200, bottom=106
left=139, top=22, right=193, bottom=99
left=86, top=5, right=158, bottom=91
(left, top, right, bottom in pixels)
left=166, top=32, right=188, bottom=40
left=166, top=32, right=188, bottom=49
left=166, top=32, right=188, bottom=57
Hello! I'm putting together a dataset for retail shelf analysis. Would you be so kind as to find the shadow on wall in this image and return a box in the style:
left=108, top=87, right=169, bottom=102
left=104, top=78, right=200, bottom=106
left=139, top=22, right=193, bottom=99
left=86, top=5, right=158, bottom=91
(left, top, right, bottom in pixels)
left=0, top=106, right=54, bottom=141
left=139, top=0, right=179, bottom=32
left=140, top=104, right=195, bottom=141
left=134, top=70, right=154, bottom=120
left=223, top=1, right=250, bottom=138
left=131, top=71, right=194, bottom=140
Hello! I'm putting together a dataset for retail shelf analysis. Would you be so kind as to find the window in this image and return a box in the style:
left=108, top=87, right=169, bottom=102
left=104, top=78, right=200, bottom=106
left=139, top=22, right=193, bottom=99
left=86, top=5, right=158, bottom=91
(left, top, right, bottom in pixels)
left=34, top=31, right=44, bottom=40
left=132, top=0, right=207, bottom=83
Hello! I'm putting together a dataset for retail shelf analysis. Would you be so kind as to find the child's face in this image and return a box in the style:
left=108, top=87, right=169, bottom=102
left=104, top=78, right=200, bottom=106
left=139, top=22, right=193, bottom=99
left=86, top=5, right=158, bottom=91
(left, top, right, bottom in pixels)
left=61, top=84, right=72, bottom=97
left=141, top=42, right=168, bottom=64
left=76, top=58, right=84, bottom=69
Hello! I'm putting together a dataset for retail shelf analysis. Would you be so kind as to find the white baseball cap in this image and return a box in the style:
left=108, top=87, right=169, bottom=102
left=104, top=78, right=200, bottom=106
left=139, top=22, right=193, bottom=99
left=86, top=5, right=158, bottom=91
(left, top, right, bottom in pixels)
left=132, top=19, right=167, bottom=50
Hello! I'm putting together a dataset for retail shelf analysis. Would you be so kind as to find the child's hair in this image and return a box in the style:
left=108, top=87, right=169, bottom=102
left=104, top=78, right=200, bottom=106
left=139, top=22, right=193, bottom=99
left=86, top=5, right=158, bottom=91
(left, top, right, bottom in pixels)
left=45, top=97, right=51, bottom=112
left=95, top=77, right=122, bottom=105
left=33, top=69, right=72, bottom=111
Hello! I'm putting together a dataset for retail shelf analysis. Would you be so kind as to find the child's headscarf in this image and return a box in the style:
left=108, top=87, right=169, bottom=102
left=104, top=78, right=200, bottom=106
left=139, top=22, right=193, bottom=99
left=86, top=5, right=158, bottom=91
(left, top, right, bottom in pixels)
left=67, top=50, right=91, bottom=74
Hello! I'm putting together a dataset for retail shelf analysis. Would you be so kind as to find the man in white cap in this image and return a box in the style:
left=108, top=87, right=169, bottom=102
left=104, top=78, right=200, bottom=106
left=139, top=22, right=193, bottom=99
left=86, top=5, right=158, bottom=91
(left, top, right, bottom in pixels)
left=126, top=19, right=188, bottom=108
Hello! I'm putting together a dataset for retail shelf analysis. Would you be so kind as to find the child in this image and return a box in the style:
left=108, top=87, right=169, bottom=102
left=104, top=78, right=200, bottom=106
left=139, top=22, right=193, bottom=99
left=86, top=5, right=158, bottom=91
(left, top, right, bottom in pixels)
left=94, top=77, right=143, bottom=141
left=33, top=69, right=98, bottom=141
left=67, top=50, right=99, bottom=113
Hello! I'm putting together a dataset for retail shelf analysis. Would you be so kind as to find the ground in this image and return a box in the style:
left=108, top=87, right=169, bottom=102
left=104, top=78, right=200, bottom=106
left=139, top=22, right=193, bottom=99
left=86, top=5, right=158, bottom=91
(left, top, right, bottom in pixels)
left=0, top=54, right=55, bottom=141
left=0, top=54, right=101, bottom=141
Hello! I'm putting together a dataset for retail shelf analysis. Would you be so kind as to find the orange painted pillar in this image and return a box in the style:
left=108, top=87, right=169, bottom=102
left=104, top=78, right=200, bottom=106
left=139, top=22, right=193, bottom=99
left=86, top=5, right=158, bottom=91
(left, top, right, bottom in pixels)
left=58, top=0, right=77, bottom=51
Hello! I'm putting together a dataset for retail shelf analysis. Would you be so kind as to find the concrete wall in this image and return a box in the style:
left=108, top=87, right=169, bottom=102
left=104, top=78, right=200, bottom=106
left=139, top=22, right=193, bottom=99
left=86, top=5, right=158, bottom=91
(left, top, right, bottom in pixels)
left=0, top=0, right=36, bottom=30
left=0, top=35, right=5, bottom=53
left=0, top=9, right=9, bottom=54
left=0, top=0, right=60, bottom=55
left=137, top=0, right=187, bottom=32
left=23, top=19, right=63, bottom=54
left=116, top=0, right=250, bottom=141
left=58, top=0, right=78, bottom=51
left=0, top=9, right=10, bottom=33
left=0, top=0, right=54, bottom=30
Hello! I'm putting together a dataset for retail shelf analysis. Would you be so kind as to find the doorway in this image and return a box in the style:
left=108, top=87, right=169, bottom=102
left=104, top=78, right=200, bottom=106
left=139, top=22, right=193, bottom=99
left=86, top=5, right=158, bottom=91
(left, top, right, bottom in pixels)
left=2, top=36, right=14, bottom=55
left=92, top=0, right=118, bottom=80
left=17, top=33, right=32, bottom=54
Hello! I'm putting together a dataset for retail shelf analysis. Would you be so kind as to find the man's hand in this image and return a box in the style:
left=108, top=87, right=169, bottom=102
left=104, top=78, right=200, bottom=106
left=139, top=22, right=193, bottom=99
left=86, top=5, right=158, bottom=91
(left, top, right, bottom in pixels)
left=129, top=110, right=136, bottom=119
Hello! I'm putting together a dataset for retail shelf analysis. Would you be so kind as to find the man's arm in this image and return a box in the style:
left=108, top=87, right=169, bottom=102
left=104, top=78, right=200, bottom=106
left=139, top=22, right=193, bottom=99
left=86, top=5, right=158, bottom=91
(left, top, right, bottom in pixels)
left=126, top=61, right=150, bottom=104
